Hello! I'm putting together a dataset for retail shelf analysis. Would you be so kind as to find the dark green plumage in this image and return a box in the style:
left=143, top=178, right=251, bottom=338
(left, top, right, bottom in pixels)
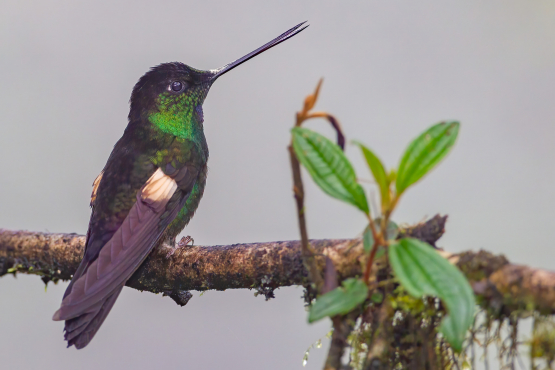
left=52, top=22, right=308, bottom=349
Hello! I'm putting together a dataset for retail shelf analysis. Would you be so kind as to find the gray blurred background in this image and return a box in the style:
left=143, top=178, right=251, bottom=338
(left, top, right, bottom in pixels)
left=1, top=1, right=554, bottom=369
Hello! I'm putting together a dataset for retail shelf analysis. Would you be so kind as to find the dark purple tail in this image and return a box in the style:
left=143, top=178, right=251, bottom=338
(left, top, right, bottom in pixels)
left=64, top=286, right=123, bottom=349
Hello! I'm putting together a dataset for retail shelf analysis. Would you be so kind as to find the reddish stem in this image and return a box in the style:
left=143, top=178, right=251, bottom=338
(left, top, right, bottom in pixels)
left=363, top=241, right=380, bottom=284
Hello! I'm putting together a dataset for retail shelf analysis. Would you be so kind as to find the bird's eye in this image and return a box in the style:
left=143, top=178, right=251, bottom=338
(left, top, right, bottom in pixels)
left=170, top=81, right=184, bottom=92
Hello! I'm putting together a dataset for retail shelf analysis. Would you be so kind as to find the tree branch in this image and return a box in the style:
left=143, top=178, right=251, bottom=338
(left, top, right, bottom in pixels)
left=1, top=216, right=555, bottom=315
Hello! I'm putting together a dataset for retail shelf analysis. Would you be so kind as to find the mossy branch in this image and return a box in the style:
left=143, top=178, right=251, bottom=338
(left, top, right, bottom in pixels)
left=1, top=216, right=554, bottom=316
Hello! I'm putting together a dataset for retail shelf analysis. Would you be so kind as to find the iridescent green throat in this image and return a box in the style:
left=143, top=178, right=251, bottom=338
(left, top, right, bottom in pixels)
left=148, top=91, right=203, bottom=141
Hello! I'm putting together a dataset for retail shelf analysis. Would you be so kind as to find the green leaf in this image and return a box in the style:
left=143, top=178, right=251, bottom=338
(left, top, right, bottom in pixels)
left=353, top=141, right=390, bottom=206
left=362, top=226, right=373, bottom=254
left=385, top=220, right=399, bottom=240
left=388, top=238, right=475, bottom=351
left=292, top=127, right=368, bottom=213
left=308, top=278, right=368, bottom=323
left=396, top=121, right=460, bottom=195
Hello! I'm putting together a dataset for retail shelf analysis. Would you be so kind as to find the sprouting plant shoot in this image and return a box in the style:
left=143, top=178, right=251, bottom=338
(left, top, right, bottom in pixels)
left=290, top=81, right=474, bottom=352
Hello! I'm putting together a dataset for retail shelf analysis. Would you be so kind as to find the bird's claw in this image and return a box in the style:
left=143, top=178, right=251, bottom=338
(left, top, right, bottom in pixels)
left=180, top=235, right=194, bottom=247
left=165, top=235, right=194, bottom=258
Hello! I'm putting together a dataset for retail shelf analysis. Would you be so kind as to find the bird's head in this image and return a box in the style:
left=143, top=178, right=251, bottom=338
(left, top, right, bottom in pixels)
left=128, top=22, right=308, bottom=130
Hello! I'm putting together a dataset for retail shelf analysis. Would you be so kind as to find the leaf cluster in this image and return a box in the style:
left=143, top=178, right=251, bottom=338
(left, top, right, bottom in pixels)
left=292, top=118, right=474, bottom=351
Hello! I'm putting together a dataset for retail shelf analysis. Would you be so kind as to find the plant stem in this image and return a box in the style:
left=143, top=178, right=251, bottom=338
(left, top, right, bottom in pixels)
left=363, top=240, right=380, bottom=285
left=363, top=194, right=401, bottom=285
left=362, top=212, right=386, bottom=284
left=365, top=213, right=381, bottom=246
left=288, top=143, right=324, bottom=292
left=289, top=80, right=347, bottom=293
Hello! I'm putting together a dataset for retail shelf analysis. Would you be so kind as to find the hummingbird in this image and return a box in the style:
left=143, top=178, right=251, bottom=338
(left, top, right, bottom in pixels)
left=52, top=22, right=308, bottom=349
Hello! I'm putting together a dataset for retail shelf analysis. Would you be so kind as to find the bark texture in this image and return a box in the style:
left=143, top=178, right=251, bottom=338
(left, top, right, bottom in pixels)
left=1, top=216, right=554, bottom=314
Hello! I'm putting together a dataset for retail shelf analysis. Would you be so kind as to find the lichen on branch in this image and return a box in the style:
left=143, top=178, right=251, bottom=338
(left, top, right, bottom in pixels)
left=2, top=216, right=554, bottom=316
left=3, top=216, right=555, bottom=368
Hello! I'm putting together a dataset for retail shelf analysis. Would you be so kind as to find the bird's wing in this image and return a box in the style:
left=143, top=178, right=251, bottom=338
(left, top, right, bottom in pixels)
left=53, top=167, right=191, bottom=321
left=59, top=169, right=108, bottom=303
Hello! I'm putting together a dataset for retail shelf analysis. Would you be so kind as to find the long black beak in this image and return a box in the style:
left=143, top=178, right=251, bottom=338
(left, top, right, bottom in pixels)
left=210, top=21, right=308, bottom=81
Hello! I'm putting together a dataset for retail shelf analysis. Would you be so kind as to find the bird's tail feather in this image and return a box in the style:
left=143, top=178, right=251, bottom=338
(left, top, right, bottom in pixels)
left=64, top=286, right=123, bottom=349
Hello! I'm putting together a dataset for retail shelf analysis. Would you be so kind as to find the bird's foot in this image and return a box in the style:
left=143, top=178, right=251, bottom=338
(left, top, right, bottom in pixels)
left=179, top=235, right=194, bottom=247
left=165, top=237, right=178, bottom=258
left=165, top=236, right=194, bottom=258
